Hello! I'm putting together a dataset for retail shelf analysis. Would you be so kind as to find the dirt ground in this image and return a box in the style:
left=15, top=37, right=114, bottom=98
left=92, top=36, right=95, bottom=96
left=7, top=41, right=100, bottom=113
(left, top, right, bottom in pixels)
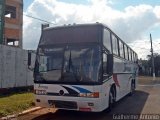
left=3, top=76, right=160, bottom=120
left=138, top=76, right=160, bottom=85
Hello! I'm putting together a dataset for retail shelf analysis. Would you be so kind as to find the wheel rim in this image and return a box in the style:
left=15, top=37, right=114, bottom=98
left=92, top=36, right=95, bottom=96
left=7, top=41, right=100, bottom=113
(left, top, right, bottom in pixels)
left=110, top=93, right=113, bottom=104
left=109, top=90, right=114, bottom=106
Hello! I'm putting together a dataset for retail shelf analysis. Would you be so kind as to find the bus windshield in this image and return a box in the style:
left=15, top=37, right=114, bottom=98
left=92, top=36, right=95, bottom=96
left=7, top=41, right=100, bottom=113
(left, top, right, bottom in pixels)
left=35, top=45, right=102, bottom=84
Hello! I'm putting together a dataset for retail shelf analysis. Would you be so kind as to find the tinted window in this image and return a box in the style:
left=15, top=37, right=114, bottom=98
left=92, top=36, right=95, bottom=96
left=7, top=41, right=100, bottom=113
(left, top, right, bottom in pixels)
left=40, top=25, right=102, bottom=46
left=131, top=51, right=133, bottom=61
left=112, top=34, right=118, bottom=55
left=124, top=45, right=128, bottom=60
left=134, top=53, right=137, bottom=62
left=135, top=54, right=138, bottom=62
left=128, top=48, right=131, bottom=61
left=133, top=52, right=135, bottom=62
left=36, top=45, right=101, bottom=83
left=103, top=29, right=111, bottom=52
left=119, top=40, right=124, bottom=58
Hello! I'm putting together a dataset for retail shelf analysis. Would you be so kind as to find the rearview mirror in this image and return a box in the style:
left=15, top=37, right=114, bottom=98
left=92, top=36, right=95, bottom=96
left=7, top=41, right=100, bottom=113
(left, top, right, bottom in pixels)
left=28, top=50, right=36, bottom=71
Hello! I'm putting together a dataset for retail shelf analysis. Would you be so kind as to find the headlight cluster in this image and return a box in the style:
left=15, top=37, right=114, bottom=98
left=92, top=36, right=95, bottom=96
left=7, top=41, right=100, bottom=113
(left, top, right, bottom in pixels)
left=34, top=89, right=47, bottom=95
left=79, top=92, right=99, bottom=98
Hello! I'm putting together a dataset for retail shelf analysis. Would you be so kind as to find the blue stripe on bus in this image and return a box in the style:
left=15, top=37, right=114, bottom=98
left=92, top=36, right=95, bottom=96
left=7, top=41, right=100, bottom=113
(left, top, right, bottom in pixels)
left=72, top=86, right=91, bottom=93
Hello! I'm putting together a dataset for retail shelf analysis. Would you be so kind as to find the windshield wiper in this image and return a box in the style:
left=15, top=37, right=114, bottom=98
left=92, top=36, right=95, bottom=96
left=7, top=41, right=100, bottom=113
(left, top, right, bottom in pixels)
left=65, top=50, right=79, bottom=82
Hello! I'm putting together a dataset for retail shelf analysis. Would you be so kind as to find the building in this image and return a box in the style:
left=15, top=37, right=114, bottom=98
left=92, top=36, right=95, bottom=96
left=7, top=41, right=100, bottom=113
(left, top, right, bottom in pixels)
left=0, top=0, right=5, bottom=45
left=0, top=0, right=23, bottom=48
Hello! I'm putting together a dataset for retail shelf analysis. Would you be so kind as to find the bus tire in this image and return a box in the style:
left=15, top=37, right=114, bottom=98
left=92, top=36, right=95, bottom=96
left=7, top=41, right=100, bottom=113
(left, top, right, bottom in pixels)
left=108, top=85, right=116, bottom=111
left=129, top=80, right=135, bottom=96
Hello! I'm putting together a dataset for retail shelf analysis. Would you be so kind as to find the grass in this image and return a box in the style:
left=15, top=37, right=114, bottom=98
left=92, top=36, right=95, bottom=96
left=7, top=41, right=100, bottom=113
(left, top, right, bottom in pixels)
left=0, top=92, right=34, bottom=117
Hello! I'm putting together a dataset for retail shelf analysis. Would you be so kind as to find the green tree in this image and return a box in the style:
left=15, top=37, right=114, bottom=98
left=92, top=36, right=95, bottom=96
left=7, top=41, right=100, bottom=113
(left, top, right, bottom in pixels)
left=147, top=53, right=160, bottom=76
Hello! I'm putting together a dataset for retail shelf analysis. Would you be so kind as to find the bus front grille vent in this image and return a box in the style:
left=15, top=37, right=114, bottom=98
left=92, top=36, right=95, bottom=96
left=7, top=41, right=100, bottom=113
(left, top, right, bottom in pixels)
left=48, top=100, right=78, bottom=109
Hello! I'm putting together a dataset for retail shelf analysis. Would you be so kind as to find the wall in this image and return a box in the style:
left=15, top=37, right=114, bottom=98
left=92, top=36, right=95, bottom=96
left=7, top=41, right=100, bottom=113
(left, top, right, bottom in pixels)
left=0, top=45, right=34, bottom=89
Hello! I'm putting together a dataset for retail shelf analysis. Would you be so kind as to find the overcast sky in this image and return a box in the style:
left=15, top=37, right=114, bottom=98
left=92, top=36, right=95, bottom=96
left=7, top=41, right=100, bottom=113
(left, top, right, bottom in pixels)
left=23, top=0, right=160, bottom=59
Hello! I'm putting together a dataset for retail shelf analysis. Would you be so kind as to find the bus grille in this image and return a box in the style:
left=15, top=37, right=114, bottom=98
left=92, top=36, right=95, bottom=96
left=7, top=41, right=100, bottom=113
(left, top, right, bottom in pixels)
left=48, top=100, right=78, bottom=109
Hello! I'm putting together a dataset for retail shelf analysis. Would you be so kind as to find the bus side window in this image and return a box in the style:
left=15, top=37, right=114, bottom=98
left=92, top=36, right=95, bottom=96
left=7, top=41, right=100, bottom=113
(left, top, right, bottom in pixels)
left=124, top=45, right=128, bottom=60
left=103, top=29, right=112, bottom=52
left=126, top=46, right=130, bottom=60
left=112, top=34, right=118, bottom=55
left=119, top=40, right=124, bottom=58
left=130, top=49, right=132, bottom=61
left=128, top=48, right=131, bottom=61
left=134, top=53, right=136, bottom=62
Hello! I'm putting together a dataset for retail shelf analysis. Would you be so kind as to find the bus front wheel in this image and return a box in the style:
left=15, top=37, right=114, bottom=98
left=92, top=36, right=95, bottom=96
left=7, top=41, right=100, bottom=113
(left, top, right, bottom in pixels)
left=108, top=86, right=116, bottom=111
left=129, top=80, right=135, bottom=96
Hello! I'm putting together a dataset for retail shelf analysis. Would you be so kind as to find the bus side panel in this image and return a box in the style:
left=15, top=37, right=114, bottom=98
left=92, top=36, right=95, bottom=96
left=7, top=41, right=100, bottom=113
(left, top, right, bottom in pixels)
left=113, top=57, right=134, bottom=101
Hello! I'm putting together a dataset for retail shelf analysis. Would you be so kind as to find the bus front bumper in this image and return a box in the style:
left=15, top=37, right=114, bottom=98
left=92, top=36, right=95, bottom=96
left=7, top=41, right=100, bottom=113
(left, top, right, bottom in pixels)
left=34, top=95, right=105, bottom=112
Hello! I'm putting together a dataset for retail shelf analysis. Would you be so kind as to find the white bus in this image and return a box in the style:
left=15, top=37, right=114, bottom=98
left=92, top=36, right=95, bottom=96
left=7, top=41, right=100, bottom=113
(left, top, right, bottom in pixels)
left=29, top=23, right=138, bottom=112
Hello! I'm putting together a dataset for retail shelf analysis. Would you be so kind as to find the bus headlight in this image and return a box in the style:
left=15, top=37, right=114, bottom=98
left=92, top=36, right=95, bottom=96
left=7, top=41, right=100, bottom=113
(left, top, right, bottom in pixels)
left=34, top=89, right=47, bottom=95
left=79, top=92, right=99, bottom=98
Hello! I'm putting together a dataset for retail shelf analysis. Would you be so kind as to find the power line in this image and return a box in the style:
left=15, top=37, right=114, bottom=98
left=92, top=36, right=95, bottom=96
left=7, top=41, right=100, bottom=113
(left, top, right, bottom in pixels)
left=24, top=14, right=56, bottom=25
left=128, top=40, right=160, bottom=52
left=128, top=41, right=150, bottom=50
left=129, top=45, right=150, bottom=50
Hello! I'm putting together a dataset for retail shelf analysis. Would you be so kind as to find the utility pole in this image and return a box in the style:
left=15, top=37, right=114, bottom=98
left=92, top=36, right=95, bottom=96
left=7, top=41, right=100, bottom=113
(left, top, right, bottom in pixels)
left=150, top=33, right=155, bottom=80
